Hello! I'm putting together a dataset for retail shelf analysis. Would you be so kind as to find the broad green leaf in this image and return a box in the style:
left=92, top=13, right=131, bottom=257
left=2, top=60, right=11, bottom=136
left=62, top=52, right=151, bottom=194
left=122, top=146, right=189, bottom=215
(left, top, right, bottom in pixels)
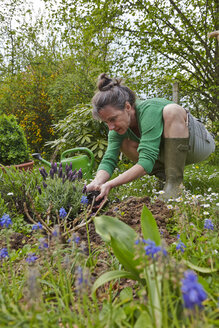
left=134, top=311, right=153, bottom=328
left=92, top=270, right=137, bottom=296
left=183, top=260, right=218, bottom=273
left=119, top=287, right=133, bottom=301
left=111, top=236, right=143, bottom=282
left=94, top=215, right=138, bottom=252
left=141, top=205, right=161, bottom=246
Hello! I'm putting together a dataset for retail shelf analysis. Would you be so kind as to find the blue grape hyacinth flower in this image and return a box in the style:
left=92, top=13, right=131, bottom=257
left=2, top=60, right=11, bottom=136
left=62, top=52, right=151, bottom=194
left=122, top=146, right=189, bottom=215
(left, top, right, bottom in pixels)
left=59, top=207, right=67, bottom=218
left=143, top=239, right=167, bottom=259
left=0, top=248, right=9, bottom=259
left=26, top=253, right=38, bottom=264
left=176, top=240, right=186, bottom=253
left=81, top=195, right=88, bottom=205
left=38, top=238, right=49, bottom=249
left=0, top=214, right=12, bottom=228
left=181, top=270, right=207, bottom=309
left=204, top=219, right=214, bottom=230
left=32, top=222, right=43, bottom=231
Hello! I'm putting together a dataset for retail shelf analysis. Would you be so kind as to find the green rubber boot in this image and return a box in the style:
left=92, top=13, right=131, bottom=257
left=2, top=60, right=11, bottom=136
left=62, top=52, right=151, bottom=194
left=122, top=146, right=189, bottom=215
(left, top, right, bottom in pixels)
left=160, top=138, right=189, bottom=201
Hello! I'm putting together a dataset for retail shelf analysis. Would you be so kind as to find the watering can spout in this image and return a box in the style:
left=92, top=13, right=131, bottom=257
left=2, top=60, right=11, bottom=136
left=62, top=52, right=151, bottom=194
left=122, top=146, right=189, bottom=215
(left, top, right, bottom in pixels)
left=31, top=153, right=51, bottom=167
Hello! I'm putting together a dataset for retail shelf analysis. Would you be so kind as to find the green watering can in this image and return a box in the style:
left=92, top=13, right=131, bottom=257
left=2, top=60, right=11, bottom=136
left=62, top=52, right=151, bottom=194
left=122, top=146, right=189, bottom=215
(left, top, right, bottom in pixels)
left=32, top=147, right=95, bottom=178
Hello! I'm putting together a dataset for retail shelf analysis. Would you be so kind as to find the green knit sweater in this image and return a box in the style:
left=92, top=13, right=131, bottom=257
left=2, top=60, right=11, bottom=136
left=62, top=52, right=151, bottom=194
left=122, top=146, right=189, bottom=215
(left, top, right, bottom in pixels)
left=97, top=98, right=173, bottom=176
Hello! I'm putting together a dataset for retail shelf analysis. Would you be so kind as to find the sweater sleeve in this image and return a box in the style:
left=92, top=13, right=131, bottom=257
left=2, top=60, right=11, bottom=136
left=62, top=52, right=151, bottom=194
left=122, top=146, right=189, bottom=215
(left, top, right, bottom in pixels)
left=136, top=103, right=164, bottom=174
left=97, top=130, right=123, bottom=177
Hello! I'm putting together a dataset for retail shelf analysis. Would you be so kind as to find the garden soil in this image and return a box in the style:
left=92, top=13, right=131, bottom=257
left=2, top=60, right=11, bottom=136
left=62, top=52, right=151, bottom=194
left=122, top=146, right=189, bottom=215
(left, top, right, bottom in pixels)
left=2, top=196, right=175, bottom=255
left=2, top=196, right=176, bottom=295
left=78, top=196, right=175, bottom=247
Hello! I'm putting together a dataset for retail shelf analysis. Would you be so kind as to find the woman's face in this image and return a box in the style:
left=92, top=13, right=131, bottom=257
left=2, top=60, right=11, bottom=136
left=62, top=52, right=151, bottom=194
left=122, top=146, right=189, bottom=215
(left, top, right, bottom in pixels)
left=98, top=103, right=131, bottom=135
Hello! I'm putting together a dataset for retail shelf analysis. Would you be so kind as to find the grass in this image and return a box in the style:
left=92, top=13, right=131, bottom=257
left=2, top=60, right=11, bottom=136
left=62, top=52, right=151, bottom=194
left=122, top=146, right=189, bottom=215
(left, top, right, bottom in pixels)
left=0, top=159, right=218, bottom=327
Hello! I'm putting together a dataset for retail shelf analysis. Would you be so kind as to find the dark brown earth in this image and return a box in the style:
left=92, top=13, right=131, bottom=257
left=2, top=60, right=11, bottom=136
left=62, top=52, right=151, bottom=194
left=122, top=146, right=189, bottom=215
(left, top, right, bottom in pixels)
left=1, top=196, right=175, bottom=251
left=78, top=196, right=175, bottom=247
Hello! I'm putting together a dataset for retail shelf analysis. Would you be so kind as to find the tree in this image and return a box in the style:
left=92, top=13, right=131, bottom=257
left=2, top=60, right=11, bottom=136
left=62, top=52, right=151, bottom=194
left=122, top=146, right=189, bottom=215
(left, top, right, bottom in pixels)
left=58, top=0, right=218, bottom=123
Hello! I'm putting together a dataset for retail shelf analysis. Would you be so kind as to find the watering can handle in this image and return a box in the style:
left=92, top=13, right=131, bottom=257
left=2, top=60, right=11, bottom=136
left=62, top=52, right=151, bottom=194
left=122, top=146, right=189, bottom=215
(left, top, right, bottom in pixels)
left=61, top=147, right=95, bottom=168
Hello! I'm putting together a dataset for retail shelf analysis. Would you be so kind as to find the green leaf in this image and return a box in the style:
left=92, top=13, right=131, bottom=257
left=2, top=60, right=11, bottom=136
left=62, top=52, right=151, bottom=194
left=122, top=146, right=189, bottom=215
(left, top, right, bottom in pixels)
left=119, top=287, right=133, bottom=301
left=141, top=205, right=161, bottom=246
left=92, top=270, right=137, bottom=296
left=183, top=260, right=218, bottom=273
left=134, top=311, right=153, bottom=328
left=98, top=149, right=103, bottom=158
left=111, top=236, right=143, bottom=282
left=94, top=215, right=137, bottom=252
left=94, top=216, right=143, bottom=283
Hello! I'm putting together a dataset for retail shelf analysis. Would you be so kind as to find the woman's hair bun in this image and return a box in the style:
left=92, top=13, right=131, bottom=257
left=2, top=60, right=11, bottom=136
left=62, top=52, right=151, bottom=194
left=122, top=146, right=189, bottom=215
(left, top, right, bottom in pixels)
left=97, top=73, right=121, bottom=91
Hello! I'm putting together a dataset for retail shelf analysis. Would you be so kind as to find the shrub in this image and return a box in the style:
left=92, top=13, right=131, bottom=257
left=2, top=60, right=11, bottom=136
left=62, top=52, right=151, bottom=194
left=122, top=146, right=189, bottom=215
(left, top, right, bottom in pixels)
left=45, top=104, right=108, bottom=164
left=0, top=167, right=39, bottom=217
left=0, top=114, right=29, bottom=165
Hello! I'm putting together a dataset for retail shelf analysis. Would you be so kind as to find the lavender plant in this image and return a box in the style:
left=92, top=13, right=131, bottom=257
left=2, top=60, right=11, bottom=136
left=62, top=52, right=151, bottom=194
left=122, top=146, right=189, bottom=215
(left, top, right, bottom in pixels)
left=35, top=163, right=85, bottom=220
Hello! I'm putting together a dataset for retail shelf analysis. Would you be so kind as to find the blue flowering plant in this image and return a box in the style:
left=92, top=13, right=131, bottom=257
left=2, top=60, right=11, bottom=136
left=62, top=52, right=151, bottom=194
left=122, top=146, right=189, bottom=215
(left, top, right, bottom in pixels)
left=204, top=219, right=214, bottom=231
left=181, top=270, right=207, bottom=310
left=0, top=214, right=12, bottom=229
left=0, top=248, right=9, bottom=259
left=92, top=205, right=169, bottom=327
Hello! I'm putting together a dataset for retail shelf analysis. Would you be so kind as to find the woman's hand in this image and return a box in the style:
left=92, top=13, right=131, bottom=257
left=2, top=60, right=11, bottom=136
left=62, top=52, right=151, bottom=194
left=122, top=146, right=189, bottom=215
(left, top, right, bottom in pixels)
left=86, top=180, right=101, bottom=192
left=96, top=181, right=112, bottom=202
left=86, top=170, right=110, bottom=192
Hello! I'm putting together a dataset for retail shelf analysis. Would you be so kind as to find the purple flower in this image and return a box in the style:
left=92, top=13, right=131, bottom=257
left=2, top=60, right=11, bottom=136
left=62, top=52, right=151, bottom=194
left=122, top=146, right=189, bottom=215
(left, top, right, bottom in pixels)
left=36, top=186, right=42, bottom=195
left=176, top=241, right=186, bottom=253
left=76, top=266, right=83, bottom=285
left=39, top=167, right=48, bottom=180
left=32, top=222, right=43, bottom=231
left=67, top=170, right=73, bottom=179
left=144, top=239, right=167, bottom=259
left=82, top=184, right=87, bottom=193
left=38, top=238, right=48, bottom=249
left=26, top=253, right=38, bottom=264
left=59, top=207, right=67, bottom=218
left=43, top=181, right=47, bottom=189
left=75, top=266, right=89, bottom=293
left=52, top=162, right=57, bottom=174
left=0, top=248, right=9, bottom=259
left=78, top=168, right=83, bottom=180
left=68, top=234, right=80, bottom=244
left=204, top=219, right=214, bottom=230
left=71, top=174, right=77, bottom=182
left=0, top=214, right=12, bottom=228
left=81, top=195, right=88, bottom=205
left=49, top=168, right=54, bottom=179
left=52, top=230, right=58, bottom=237
left=58, top=167, right=63, bottom=178
left=62, top=174, right=66, bottom=184
left=181, top=270, right=207, bottom=309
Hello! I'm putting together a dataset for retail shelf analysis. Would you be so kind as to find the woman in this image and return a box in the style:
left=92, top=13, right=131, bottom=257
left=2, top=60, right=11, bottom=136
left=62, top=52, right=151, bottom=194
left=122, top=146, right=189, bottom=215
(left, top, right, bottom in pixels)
left=86, top=73, right=215, bottom=202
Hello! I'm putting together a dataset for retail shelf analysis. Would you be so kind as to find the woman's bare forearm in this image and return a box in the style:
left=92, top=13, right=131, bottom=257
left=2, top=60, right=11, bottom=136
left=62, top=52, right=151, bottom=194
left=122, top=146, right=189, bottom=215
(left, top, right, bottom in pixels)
left=109, top=164, right=146, bottom=188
